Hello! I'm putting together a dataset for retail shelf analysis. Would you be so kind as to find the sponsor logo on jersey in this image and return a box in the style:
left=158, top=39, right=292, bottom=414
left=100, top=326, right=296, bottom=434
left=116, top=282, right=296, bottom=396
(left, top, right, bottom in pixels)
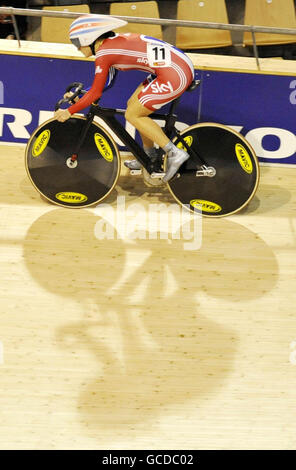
left=190, top=199, right=222, bottom=213
left=150, top=81, right=173, bottom=94
left=94, top=133, right=113, bottom=162
left=152, top=61, right=166, bottom=67
left=235, top=143, right=253, bottom=174
left=136, top=57, right=149, bottom=65
left=55, top=192, right=88, bottom=204
left=32, top=129, right=50, bottom=157
left=96, top=66, right=103, bottom=74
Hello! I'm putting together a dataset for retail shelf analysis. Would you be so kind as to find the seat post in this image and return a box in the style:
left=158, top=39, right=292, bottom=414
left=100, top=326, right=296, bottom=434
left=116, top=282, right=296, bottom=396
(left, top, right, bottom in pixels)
left=163, top=97, right=180, bottom=138
left=162, top=80, right=200, bottom=138
left=168, top=97, right=180, bottom=116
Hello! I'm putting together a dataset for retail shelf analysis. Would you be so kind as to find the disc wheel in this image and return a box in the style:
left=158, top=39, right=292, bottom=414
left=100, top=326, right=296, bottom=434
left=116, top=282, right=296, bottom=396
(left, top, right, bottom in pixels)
left=168, top=123, right=260, bottom=217
left=25, top=116, right=120, bottom=208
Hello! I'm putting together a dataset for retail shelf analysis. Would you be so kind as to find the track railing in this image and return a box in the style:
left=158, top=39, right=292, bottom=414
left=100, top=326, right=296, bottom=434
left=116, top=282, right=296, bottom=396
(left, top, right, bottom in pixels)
left=0, top=6, right=295, bottom=70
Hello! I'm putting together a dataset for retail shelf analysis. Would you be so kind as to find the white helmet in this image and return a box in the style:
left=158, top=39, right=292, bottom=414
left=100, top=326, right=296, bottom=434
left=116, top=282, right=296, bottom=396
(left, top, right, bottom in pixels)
left=69, top=14, right=127, bottom=48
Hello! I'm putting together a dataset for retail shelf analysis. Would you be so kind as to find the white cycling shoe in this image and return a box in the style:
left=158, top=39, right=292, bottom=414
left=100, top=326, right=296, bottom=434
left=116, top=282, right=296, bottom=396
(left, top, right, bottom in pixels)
left=124, top=159, right=142, bottom=170
left=163, top=150, right=190, bottom=183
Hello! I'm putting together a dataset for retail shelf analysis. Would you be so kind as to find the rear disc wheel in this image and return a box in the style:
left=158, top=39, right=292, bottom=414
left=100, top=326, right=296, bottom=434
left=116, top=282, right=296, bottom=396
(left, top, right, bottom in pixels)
left=168, top=122, right=260, bottom=217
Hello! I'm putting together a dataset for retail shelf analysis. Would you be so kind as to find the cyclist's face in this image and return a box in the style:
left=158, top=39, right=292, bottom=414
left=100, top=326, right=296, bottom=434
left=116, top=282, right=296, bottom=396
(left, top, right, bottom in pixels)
left=79, top=46, right=92, bottom=58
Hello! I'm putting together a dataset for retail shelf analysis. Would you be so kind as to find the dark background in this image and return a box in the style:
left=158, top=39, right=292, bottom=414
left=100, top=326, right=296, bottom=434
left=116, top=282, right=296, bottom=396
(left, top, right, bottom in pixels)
left=1, top=1, right=295, bottom=58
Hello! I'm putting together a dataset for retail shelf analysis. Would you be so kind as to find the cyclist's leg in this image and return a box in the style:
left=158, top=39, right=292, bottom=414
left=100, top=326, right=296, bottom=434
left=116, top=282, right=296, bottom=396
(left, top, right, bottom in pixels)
left=124, top=83, right=167, bottom=170
left=125, top=86, right=170, bottom=148
left=127, top=84, right=155, bottom=150
left=125, top=79, right=190, bottom=181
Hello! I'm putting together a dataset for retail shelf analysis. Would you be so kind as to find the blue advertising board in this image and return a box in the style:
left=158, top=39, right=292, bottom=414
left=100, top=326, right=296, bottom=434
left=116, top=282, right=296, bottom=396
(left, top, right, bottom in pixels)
left=0, top=52, right=295, bottom=165
left=198, top=70, right=296, bottom=165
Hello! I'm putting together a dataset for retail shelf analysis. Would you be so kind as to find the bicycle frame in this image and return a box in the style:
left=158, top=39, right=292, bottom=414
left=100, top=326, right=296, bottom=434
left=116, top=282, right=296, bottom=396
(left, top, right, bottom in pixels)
left=71, top=95, right=205, bottom=175
left=66, top=78, right=207, bottom=175
left=82, top=98, right=179, bottom=174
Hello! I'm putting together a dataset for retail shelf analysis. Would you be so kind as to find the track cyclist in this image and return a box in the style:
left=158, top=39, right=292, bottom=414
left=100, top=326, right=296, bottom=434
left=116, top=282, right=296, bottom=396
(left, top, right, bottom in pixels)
left=54, top=14, right=195, bottom=182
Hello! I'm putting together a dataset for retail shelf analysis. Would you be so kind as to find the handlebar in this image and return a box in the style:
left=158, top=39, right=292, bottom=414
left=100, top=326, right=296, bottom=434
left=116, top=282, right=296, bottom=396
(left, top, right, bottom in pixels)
left=54, top=82, right=87, bottom=111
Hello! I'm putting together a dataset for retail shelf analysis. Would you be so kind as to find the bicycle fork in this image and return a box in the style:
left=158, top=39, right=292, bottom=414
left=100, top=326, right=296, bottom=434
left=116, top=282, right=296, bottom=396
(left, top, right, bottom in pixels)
left=66, top=113, right=95, bottom=168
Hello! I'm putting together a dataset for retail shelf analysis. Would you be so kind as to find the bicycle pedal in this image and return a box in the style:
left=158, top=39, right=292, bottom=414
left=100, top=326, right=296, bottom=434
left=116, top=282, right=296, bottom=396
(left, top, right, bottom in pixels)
left=130, top=169, right=142, bottom=175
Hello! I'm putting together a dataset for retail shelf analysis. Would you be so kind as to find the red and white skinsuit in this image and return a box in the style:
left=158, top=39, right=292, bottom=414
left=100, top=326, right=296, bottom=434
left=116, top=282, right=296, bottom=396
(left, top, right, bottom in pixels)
left=68, top=33, right=195, bottom=114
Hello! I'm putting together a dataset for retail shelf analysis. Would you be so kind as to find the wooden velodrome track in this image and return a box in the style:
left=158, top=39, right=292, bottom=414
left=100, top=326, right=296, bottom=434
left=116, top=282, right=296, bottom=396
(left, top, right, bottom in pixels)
left=0, top=142, right=295, bottom=450
left=0, top=40, right=296, bottom=449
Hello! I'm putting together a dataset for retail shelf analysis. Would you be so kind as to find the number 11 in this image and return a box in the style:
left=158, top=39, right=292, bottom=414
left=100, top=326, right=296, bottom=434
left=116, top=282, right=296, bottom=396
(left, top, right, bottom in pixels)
left=152, top=47, right=165, bottom=61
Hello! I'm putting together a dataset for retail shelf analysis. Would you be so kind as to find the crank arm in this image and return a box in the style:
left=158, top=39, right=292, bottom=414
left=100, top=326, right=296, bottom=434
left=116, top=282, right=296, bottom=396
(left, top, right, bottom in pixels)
left=196, top=166, right=216, bottom=177
left=130, top=170, right=165, bottom=180
left=151, top=172, right=165, bottom=179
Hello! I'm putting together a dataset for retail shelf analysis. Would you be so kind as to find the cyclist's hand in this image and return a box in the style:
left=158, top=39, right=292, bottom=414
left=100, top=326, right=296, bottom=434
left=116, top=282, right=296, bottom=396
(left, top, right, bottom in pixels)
left=64, top=91, right=79, bottom=103
left=54, top=109, right=71, bottom=122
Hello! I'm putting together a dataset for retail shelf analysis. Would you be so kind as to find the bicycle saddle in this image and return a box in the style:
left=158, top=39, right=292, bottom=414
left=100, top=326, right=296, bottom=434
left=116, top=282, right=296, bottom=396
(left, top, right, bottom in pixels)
left=186, top=80, right=201, bottom=92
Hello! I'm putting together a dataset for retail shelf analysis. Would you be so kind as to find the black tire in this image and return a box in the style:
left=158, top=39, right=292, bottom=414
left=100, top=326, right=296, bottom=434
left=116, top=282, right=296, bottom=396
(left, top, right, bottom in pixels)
left=25, top=116, right=120, bottom=208
left=168, top=123, right=260, bottom=217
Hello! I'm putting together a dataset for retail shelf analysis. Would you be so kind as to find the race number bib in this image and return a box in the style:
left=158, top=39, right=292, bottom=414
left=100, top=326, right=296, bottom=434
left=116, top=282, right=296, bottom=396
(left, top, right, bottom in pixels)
left=147, top=43, right=171, bottom=68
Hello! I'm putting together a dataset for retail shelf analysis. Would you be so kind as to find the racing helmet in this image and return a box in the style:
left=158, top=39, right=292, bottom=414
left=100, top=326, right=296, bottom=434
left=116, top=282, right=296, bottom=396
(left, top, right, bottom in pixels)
left=69, top=14, right=127, bottom=48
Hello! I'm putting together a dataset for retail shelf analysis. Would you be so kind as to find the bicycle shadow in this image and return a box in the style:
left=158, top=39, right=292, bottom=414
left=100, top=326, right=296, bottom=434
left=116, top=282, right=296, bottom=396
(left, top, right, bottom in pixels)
left=240, top=183, right=292, bottom=215
left=22, top=209, right=278, bottom=436
left=17, top=167, right=172, bottom=208
left=104, top=173, right=175, bottom=205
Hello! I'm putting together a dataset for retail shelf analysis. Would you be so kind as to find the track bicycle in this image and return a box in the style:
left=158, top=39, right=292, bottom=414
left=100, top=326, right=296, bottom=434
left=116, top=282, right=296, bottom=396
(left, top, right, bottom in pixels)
left=25, top=80, right=259, bottom=217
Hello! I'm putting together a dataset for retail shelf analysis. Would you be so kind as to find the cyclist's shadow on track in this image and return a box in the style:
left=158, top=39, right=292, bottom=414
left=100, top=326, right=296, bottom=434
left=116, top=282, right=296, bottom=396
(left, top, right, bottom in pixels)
left=22, top=209, right=278, bottom=435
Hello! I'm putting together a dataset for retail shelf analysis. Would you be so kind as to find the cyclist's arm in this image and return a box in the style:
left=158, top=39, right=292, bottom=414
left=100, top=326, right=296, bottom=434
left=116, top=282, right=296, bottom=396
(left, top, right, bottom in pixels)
left=68, top=63, right=110, bottom=115
left=79, top=67, right=117, bottom=95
